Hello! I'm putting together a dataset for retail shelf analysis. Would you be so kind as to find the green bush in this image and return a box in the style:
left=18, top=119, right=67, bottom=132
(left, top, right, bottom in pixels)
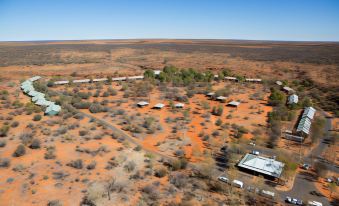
left=13, top=144, right=26, bottom=157
left=33, top=114, right=42, bottom=121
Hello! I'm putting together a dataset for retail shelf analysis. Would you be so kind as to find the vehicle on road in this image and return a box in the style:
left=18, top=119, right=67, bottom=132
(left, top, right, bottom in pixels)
left=325, top=177, right=333, bottom=183
left=301, top=163, right=311, bottom=170
left=251, top=150, right=260, bottom=155
left=249, top=142, right=256, bottom=146
left=218, top=176, right=229, bottom=184
left=232, top=179, right=244, bottom=188
left=307, top=200, right=323, bottom=206
left=285, top=196, right=302, bottom=205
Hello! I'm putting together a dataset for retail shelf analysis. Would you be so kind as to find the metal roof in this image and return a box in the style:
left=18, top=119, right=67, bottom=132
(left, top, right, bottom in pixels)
left=32, top=94, right=45, bottom=102
left=296, top=117, right=312, bottom=134
left=216, top=96, right=227, bottom=100
left=227, top=101, right=241, bottom=106
left=112, top=77, right=127, bottom=81
left=302, top=107, right=316, bottom=120
left=137, top=101, right=149, bottom=106
left=225, top=76, right=237, bottom=80
left=288, top=94, right=299, bottom=104
left=29, top=76, right=41, bottom=82
left=153, top=103, right=165, bottom=108
left=237, top=153, right=285, bottom=178
left=93, top=78, right=108, bottom=82
left=54, top=80, right=70, bottom=85
left=175, top=103, right=185, bottom=108
left=45, top=103, right=61, bottom=115
left=73, top=79, right=90, bottom=83
left=154, top=70, right=161, bottom=75
left=128, top=75, right=144, bottom=80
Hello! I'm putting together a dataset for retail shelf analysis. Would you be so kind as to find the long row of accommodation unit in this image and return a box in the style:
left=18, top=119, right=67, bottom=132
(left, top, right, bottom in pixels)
left=53, top=75, right=146, bottom=85
left=296, top=107, right=316, bottom=136
left=224, top=76, right=262, bottom=83
left=21, top=76, right=61, bottom=115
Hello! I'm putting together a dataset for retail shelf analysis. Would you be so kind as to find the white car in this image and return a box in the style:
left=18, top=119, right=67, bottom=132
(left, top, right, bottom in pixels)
left=251, top=150, right=260, bottom=155
left=218, top=176, right=229, bottom=183
left=307, top=200, right=322, bottom=206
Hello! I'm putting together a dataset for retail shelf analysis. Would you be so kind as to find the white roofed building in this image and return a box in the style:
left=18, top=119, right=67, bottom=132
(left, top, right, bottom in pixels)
left=288, top=94, right=299, bottom=104
left=137, top=101, right=149, bottom=107
left=175, top=103, right=185, bottom=108
left=237, top=153, right=285, bottom=180
left=227, top=101, right=241, bottom=107
left=153, top=103, right=165, bottom=109
left=45, top=104, right=61, bottom=116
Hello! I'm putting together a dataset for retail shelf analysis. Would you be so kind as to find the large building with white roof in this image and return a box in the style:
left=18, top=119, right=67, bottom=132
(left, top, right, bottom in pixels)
left=296, top=107, right=316, bottom=135
left=237, top=153, right=285, bottom=180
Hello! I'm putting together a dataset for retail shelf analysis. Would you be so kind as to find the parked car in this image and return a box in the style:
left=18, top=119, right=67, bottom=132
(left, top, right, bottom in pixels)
left=232, top=179, right=244, bottom=188
left=307, top=200, right=323, bottom=206
left=249, top=142, right=256, bottom=146
left=251, top=150, right=260, bottom=155
left=285, top=196, right=302, bottom=205
left=218, top=176, right=229, bottom=184
left=301, top=163, right=311, bottom=170
left=325, top=177, right=333, bottom=183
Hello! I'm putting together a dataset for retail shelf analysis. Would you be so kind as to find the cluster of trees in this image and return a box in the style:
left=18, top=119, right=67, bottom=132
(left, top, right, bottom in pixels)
left=144, top=66, right=233, bottom=87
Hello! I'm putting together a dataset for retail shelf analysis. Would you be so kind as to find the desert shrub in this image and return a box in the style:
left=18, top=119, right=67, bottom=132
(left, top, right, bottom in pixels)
left=79, top=130, right=88, bottom=136
left=170, top=158, right=187, bottom=171
left=86, top=161, right=97, bottom=170
left=45, top=146, right=56, bottom=159
left=0, top=158, right=10, bottom=168
left=102, top=91, right=109, bottom=97
left=0, top=140, right=6, bottom=147
left=77, top=92, right=91, bottom=99
left=29, top=139, right=41, bottom=149
left=67, top=159, right=83, bottom=169
left=134, top=145, right=142, bottom=151
left=47, top=200, right=62, bottom=206
left=174, top=149, right=185, bottom=157
left=20, top=132, right=33, bottom=145
left=107, top=87, right=117, bottom=96
left=13, top=144, right=26, bottom=157
left=33, top=114, right=42, bottom=121
left=155, top=166, right=167, bottom=178
left=124, top=161, right=136, bottom=172
left=0, top=125, right=10, bottom=137
left=169, top=172, right=188, bottom=188
left=212, top=105, right=223, bottom=116
left=141, top=184, right=159, bottom=201
left=215, top=118, right=222, bottom=126
left=73, top=101, right=91, bottom=109
left=89, top=103, right=104, bottom=113
left=11, top=121, right=19, bottom=128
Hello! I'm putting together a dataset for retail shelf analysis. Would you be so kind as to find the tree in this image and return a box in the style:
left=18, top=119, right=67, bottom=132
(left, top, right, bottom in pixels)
left=268, top=88, right=286, bottom=106
left=144, top=69, right=155, bottom=79
left=105, top=177, right=116, bottom=200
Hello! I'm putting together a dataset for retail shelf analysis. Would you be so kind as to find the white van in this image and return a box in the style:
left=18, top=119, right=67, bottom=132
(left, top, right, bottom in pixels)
left=307, top=201, right=322, bottom=206
left=232, top=179, right=244, bottom=188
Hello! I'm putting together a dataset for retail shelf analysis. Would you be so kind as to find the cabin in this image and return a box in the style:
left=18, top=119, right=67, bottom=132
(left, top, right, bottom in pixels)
left=154, top=70, right=161, bottom=75
left=93, top=78, right=108, bottom=82
left=54, top=80, right=70, bottom=85
left=227, top=101, right=241, bottom=107
left=288, top=94, right=298, bottom=104
left=175, top=103, right=184, bottom=108
left=153, top=103, right=165, bottom=109
left=276, top=81, right=283, bottom=86
left=45, top=104, right=61, bottom=116
left=206, top=92, right=215, bottom=98
left=128, top=75, right=144, bottom=80
left=224, top=76, right=237, bottom=81
left=73, top=79, right=91, bottom=83
left=283, top=86, right=295, bottom=94
left=216, top=96, right=227, bottom=102
left=245, top=78, right=262, bottom=83
left=237, top=153, right=285, bottom=181
left=137, top=101, right=149, bottom=107
left=112, top=77, right=127, bottom=81
left=232, top=180, right=243, bottom=188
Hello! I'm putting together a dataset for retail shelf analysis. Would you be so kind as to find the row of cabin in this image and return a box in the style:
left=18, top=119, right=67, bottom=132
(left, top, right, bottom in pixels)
left=137, top=101, right=184, bottom=109
left=206, top=93, right=241, bottom=107
left=224, top=76, right=262, bottom=83
left=53, top=73, right=155, bottom=85
left=21, top=76, right=61, bottom=116
left=276, top=81, right=299, bottom=105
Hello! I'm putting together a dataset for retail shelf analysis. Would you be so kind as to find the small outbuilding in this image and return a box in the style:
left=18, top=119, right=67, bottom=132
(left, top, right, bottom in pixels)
left=283, top=86, right=295, bottom=94
left=137, top=101, right=149, bottom=107
left=227, top=101, right=241, bottom=107
left=288, top=94, right=299, bottom=104
left=175, top=103, right=185, bottom=108
left=206, top=92, right=215, bottom=97
left=216, top=96, right=227, bottom=102
left=153, top=103, right=165, bottom=109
